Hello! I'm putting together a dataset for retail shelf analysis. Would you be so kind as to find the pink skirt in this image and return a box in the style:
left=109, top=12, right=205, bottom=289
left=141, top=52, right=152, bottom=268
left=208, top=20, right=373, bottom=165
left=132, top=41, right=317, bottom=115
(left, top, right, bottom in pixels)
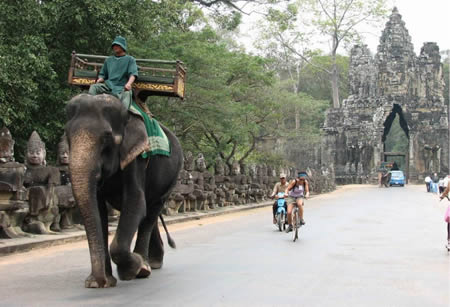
left=445, top=205, right=450, bottom=223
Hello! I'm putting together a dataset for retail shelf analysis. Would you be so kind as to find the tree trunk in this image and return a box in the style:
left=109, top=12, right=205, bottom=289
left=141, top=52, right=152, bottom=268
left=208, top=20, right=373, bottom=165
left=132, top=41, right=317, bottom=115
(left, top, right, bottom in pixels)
left=331, top=61, right=340, bottom=108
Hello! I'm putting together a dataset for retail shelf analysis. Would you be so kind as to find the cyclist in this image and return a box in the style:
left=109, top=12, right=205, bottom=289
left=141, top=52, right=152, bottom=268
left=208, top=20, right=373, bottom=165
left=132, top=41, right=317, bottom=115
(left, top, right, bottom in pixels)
left=285, top=171, right=310, bottom=233
left=270, top=173, right=289, bottom=224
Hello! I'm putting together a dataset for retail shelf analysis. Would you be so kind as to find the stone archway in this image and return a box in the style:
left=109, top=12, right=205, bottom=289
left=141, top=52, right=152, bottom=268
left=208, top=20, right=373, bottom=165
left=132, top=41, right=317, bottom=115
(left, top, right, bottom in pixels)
left=321, top=8, right=448, bottom=184
left=382, top=104, right=410, bottom=180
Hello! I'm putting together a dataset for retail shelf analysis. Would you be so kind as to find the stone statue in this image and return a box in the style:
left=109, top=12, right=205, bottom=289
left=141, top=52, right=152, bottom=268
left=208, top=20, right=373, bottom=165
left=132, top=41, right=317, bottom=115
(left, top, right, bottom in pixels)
left=424, top=144, right=441, bottom=173
left=184, top=151, right=195, bottom=172
left=166, top=174, right=189, bottom=215
left=214, top=155, right=227, bottom=207
left=214, top=154, right=225, bottom=176
left=54, top=134, right=78, bottom=230
left=23, top=131, right=61, bottom=234
left=0, top=127, right=14, bottom=163
left=190, top=153, right=212, bottom=210
left=0, top=127, right=29, bottom=238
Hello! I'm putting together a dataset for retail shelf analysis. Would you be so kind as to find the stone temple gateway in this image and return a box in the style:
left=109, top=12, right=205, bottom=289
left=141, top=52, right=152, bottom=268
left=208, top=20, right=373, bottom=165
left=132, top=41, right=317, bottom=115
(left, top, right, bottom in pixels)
left=322, top=8, right=448, bottom=184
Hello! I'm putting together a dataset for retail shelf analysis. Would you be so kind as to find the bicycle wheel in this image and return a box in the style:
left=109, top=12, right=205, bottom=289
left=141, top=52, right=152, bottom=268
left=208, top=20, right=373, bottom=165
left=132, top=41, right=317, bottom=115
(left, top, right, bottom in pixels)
left=277, top=213, right=282, bottom=232
left=282, top=212, right=286, bottom=230
left=291, top=209, right=296, bottom=241
left=293, top=209, right=299, bottom=242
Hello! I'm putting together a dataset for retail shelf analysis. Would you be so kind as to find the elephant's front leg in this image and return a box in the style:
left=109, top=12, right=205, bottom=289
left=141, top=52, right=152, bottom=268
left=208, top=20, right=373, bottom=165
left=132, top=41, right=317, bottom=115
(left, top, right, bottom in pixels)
left=109, top=160, right=148, bottom=281
left=84, top=196, right=117, bottom=288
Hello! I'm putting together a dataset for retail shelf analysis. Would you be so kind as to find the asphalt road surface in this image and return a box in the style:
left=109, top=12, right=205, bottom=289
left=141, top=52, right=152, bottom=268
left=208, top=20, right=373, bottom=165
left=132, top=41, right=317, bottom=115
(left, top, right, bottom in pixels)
left=0, top=185, right=448, bottom=307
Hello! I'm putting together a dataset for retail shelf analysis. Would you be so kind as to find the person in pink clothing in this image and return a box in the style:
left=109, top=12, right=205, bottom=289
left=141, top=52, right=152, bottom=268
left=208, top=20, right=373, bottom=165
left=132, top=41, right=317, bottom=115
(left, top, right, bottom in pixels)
left=439, top=185, right=450, bottom=251
left=284, top=171, right=310, bottom=233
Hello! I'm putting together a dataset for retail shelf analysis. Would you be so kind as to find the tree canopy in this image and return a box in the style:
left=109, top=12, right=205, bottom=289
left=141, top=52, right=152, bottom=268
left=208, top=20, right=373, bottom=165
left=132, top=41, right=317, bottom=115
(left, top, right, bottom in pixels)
left=0, top=0, right=393, bottom=169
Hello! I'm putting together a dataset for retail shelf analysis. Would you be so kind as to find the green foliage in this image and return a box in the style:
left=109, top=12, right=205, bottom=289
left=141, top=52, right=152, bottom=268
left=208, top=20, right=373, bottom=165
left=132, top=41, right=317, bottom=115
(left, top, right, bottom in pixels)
left=298, top=54, right=349, bottom=102
left=0, top=0, right=61, bottom=161
left=0, top=0, right=339, bottom=168
left=384, top=116, right=408, bottom=153
left=134, top=28, right=281, bottom=167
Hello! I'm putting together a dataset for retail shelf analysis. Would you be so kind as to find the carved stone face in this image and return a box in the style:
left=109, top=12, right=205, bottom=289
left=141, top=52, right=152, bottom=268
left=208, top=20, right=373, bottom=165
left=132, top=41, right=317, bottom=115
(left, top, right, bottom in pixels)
left=240, top=163, right=247, bottom=175
left=195, top=153, right=207, bottom=172
left=0, top=127, right=14, bottom=163
left=27, top=148, right=45, bottom=166
left=184, top=151, right=194, bottom=172
left=57, top=135, right=70, bottom=165
left=231, top=162, right=240, bottom=175
left=59, top=150, right=69, bottom=165
left=26, top=131, right=46, bottom=166
left=215, top=156, right=225, bottom=176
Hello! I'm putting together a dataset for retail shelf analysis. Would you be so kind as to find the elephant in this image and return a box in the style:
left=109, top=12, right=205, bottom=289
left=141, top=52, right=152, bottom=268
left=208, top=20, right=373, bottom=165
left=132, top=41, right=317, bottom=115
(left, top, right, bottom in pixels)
left=65, top=94, right=183, bottom=288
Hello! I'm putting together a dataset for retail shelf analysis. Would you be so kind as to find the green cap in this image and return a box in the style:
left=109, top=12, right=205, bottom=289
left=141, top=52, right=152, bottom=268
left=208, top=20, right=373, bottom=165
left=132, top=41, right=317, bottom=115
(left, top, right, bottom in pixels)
left=111, top=36, right=127, bottom=52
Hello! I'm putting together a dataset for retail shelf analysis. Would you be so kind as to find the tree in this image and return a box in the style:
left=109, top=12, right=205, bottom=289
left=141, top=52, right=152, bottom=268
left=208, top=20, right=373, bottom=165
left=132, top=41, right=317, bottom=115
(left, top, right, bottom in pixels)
left=134, top=28, right=282, bottom=168
left=0, top=0, right=202, bottom=161
left=305, top=0, right=388, bottom=108
left=258, top=0, right=388, bottom=108
left=0, top=0, right=60, bottom=159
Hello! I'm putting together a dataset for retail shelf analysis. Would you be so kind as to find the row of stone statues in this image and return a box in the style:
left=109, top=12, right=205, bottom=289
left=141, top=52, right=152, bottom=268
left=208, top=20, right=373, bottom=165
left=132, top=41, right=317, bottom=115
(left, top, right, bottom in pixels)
left=0, top=126, right=335, bottom=237
left=165, top=151, right=335, bottom=215
left=0, top=127, right=77, bottom=238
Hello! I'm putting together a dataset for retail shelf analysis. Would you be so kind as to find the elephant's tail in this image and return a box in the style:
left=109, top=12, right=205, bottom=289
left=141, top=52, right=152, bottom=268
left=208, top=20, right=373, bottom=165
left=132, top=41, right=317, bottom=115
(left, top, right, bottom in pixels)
left=159, top=214, right=176, bottom=249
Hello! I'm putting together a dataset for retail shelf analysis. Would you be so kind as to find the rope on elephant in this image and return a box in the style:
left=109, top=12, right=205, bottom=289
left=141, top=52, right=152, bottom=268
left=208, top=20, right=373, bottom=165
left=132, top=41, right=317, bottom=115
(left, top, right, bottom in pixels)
left=129, top=101, right=171, bottom=158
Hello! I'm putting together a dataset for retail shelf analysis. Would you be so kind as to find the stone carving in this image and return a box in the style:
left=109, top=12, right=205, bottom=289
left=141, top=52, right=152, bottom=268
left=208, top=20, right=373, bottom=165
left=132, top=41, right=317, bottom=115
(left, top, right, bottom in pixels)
left=322, top=8, right=448, bottom=183
left=23, top=131, right=61, bottom=234
left=184, top=151, right=195, bottom=172
left=0, top=127, right=29, bottom=238
left=54, top=134, right=78, bottom=230
left=214, top=156, right=227, bottom=207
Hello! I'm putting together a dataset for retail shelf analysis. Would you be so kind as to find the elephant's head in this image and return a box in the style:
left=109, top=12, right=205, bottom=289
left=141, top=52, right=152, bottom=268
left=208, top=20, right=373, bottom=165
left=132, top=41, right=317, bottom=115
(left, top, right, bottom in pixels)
left=65, top=93, right=149, bottom=287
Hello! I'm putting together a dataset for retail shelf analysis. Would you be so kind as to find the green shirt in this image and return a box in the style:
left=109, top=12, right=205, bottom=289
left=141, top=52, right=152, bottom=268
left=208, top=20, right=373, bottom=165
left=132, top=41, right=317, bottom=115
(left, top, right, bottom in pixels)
left=99, top=55, right=138, bottom=95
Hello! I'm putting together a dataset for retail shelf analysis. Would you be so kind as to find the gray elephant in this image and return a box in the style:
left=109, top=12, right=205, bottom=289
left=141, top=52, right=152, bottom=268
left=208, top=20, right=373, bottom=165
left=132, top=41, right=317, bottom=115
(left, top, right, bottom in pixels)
left=65, top=94, right=183, bottom=288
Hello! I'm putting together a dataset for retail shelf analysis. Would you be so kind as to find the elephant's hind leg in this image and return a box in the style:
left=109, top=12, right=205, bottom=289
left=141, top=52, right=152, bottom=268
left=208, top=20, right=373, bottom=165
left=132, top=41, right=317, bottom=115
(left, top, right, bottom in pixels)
left=133, top=216, right=154, bottom=278
left=147, top=219, right=164, bottom=269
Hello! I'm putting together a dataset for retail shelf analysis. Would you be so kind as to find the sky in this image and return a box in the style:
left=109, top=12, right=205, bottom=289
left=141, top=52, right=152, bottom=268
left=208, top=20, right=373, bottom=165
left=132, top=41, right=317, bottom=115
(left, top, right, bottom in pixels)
left=236, top=0, right=450, bottom=57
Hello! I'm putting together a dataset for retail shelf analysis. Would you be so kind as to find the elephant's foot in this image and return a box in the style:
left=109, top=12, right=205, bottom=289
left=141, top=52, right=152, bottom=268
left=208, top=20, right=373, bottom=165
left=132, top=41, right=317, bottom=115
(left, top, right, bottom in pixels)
left=149, top=259, right=163, bottom=269
left=116, top=253, right=145, bottom=281
left=149, top=254, right=164, bottom=269
left=136, top=260, right=151, bottom=278
left=84, top=274, right=117, bottom=288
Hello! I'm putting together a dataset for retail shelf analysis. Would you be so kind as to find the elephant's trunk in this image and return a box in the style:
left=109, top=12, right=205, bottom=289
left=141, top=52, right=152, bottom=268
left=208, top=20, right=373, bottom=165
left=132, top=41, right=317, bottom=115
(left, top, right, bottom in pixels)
left=69, top=130, right=106, bottom=287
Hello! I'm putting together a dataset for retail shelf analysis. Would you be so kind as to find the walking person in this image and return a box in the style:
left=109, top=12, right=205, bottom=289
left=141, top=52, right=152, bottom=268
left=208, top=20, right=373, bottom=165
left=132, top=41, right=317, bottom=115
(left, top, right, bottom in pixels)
left=424, top=175, right=432, bottom=192
left=439, top=185, right=450, bottom=251
left=438, top=177, right=446, bottom=194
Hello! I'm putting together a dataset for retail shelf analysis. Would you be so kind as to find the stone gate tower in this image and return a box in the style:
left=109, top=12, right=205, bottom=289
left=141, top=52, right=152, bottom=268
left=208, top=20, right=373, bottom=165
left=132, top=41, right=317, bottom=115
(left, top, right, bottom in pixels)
left=322, top=7, right=448, bottom=183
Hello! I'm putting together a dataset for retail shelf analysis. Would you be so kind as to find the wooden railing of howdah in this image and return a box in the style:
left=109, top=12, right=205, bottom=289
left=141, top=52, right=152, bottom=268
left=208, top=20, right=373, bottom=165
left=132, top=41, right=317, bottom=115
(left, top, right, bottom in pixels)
left=68, top=51, right=186, bottom=100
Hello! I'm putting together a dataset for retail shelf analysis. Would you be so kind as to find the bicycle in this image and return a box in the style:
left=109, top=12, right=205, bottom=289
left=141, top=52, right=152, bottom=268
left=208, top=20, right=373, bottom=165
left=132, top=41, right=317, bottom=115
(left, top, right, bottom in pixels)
left=292, top=205, right=300, bottom=242
left=275, top=192, right=287, bottom=232
left=290, top=197, right=306, bottom=242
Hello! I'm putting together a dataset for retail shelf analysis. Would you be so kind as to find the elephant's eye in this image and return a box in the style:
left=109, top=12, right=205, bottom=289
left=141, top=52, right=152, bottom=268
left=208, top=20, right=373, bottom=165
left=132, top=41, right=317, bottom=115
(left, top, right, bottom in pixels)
left=101, top=132, right=113, bottom=147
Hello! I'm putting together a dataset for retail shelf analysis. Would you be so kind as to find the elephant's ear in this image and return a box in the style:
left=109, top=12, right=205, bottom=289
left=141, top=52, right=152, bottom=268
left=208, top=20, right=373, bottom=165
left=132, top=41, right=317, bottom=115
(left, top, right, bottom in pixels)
left=120, top=114, right=150, bottom=170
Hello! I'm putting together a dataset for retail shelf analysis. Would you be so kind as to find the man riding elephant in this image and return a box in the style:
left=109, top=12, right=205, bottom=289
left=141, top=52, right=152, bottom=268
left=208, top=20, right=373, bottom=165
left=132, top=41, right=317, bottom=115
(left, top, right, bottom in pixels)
left=88, top=36, right=138, bottom=109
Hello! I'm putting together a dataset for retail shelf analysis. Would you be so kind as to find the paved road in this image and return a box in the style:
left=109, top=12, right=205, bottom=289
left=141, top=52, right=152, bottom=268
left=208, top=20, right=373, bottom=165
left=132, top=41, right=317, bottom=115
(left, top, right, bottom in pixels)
left=0, top=185, right=448, bottom=306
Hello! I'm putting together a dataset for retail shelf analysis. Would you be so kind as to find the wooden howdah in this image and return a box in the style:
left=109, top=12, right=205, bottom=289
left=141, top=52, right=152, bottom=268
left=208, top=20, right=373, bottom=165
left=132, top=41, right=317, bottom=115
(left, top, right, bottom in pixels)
left=68, top=51, right=186, bottom=100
